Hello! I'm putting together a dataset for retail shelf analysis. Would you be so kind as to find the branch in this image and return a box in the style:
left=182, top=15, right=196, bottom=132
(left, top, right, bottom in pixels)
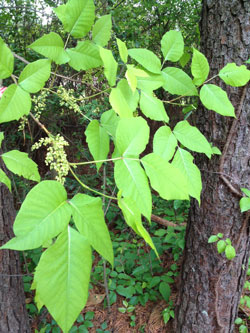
left=151, top=214, right=186, bottom=228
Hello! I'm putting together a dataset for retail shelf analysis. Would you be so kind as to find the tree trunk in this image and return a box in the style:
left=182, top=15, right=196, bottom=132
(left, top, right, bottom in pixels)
left=175, top=0, right=250, bottom=332
left=0, top=159, right=31, bottom=332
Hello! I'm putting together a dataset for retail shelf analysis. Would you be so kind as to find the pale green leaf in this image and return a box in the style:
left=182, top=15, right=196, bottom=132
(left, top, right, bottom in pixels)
left=85, top=120, right=109, bottom=171
left=225, top=245, right=236, bottom=260
left=69, top=193, right=113, bottom=266
left=200, top=84, right=235, bottom=117
left=116, top=117, right=149, bottom=157
left=172, top=148, right=202, bottom=203
left=29, top=32, right=70, bottom=65
left=241, top=188, right=250, bottom=197
left=116, top=38, right=128, bottom=63
left=0, top=169, right=11, bottom=191
left=141, top=153, right=189, bottom=200
left=2, top=150, right=40, bottom=182
left=246, top=58, right=250, bottom=64
left=153, top=126, right=177, bottom=161
left=161, top=30, right=184, bottom=62
left=114, top=159, right=152, bottom=220
left=92, top=15, right=112, bottom=47
left=136, top=72, right=164, bottom=91
left=140, top=90, right=169, bottom=122
left=18, top=59, right=51, bottom=93
left=128, top=48, right=161, bottom=74
left=33, top=227, right=92, bottom=332
left=1, top=181, right=71, bottom=250
left=99, top=48, right=118, bottom=87
left=118, top=195, right=157, bottom=256
left=67, top=41, right=102, bottom=71
left=219, top=63, right=250, bottom=87
left=0, top=84, right=31, bottom=123
left=173, top=121, right=212, bottom=158
left=125, top=68, right=137, bottom=92
left=54, top=0, right=95, bottom=38
left=162, top=67, right=198, bottom=96
left=100, top=109, right=119, bottom=137
left=191, top=48, right=209, bottom=85
left=240, top=197, right=250, bottom=213
left=109, top=79, right=139, bottom=118
left=0, top=37, right=14, bottom=79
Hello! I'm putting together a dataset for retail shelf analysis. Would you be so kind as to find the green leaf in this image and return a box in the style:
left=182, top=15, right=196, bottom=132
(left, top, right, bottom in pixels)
left=54, top=0, right=95, bottom=38
left=116, top=117, right=149, bottom=157
left=162, top=67, right=198, bottom=96
left=240, top=198, right=250, bottom=213
left=18, top=59, right=51, bottom=93
left=116, top=38, right=128, bottom=63
left=92, top=15, right=112, bottom=47
left=125, top=68, right=137, bottom=92
left=118, top=195, right=157, bottom=255
left=172, top=148, right=202, bottom=204
left=85, top=120, right=109, bottom=171
left=225, top=245, right=236, bottom=260
left=246, top=58, right=250, bottom=64
left=140, top=90, right=169, bottom=122
left=191, top=48, right=209, bottom=85
left=241, top=188, right=250, bottom=197
left=161, top=30, right=184, bottom=62
left=136, top=72, right=164, bottom=91
left=159, top=282, right=171, bottom=302
left=179, top=51, right=191, bottom=68
left=128, top=48, right=161, bottom=74
left=0, top=37, right=14, bottom=79
left=69, top=193, right=113, bottom=266
left=2, top=150, right=40, bottom=182
left=141, top=153, right=189, bottom=201
left=173, top=121, right=212, bottom=158
left=99, top=48, right=118, bottom=87
left=0, top=132, right=4, bottom=146
left=33, top=227, right=92, bottom=332
left=153, top=126, right=177, bottom=161
left=219, top=63, right=250, bottom=87
left=1, top=181, right=71, bottom=250
left=0, top=169, right=11, bottom=191
left=208, top=235, right=219, bottom=243
left=200, top=84, right=235, bottom=117
left=0, top=84, right=31, bottom=123
left=100, top=109, right=119, bottom=137
left=67, top=41, right=102, bottom=71
left=212, top=146, right=222, bottom=155
left=217, top=240, right=226, bottom=254
left=109, top=79, right=139, bottom=118
left=114, top=159, right=151, bottom=220
left=29, top=32, right=70, bottom=65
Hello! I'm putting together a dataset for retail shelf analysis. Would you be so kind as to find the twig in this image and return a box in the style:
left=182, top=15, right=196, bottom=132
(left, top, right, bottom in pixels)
left=151, top=214, right=186, bottom=228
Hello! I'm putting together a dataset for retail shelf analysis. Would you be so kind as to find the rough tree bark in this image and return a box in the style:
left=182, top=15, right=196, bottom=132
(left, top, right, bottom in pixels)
left=0, top=158, right=31, bottom=332
left=175, top=0, right=250, bottom=332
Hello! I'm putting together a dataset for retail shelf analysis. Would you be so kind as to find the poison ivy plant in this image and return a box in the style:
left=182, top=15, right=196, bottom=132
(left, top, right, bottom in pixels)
left=0, top=0, right=249, bottom=331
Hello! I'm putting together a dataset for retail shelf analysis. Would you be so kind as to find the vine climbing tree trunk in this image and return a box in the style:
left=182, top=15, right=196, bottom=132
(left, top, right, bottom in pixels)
left=0, top=157, right=31, bottom=332
left=175, top=0, right=250, bottom=332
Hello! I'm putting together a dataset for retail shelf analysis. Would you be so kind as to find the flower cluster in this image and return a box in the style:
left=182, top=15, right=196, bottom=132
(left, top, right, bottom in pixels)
left=32, top=134, right=69, bottom=184
left=56, top=86, right=84, bottom=114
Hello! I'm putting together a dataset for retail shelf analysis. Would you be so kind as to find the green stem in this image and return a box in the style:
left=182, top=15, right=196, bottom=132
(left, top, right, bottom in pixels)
left=69, top=166, right=117, bottom=201
left=69, top=157, right=122, bottom=166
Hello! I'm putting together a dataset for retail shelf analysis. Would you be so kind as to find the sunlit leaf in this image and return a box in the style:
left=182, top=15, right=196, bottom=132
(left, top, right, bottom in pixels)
left=128, top=48, right=161, bottom=74
left=161, top=30, right=184, bottom=62
left=0, top=37, right=14, bottom=79
left=93, top=15, right=112, bottom=47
